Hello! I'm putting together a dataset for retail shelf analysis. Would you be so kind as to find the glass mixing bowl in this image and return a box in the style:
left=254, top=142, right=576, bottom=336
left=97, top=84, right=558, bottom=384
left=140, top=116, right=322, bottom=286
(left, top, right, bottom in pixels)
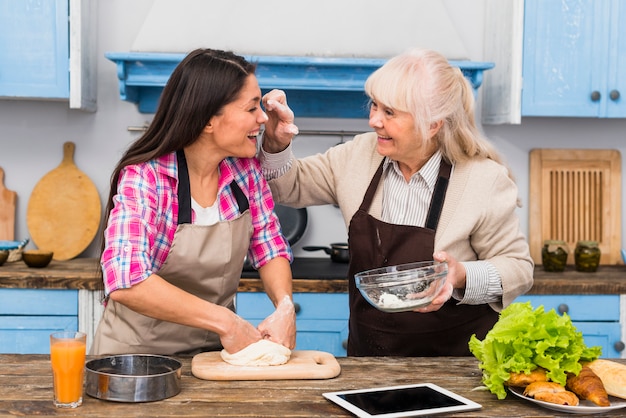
left=355, top=260, right=448, bottom=312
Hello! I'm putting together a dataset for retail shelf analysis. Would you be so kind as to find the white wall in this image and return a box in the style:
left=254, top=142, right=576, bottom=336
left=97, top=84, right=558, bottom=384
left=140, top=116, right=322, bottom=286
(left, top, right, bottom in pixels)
left=1, top=0, right=625, bottom=259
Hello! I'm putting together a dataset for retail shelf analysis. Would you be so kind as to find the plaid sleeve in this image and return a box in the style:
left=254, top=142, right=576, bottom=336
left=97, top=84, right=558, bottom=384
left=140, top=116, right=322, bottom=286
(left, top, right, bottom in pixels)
left=100, top=163, right=176, bottom=295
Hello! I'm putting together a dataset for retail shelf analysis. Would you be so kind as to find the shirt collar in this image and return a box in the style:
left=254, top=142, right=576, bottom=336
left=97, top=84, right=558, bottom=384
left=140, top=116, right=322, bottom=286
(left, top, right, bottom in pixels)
left=155, top=152, right=237, bottom=192
left=383, top=150, right=443, bottom=190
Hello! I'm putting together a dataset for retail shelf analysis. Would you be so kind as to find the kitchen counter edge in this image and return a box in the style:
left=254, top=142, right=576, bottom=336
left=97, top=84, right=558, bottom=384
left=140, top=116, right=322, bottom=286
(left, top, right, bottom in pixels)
left=1, top=258, right=625, bottom=294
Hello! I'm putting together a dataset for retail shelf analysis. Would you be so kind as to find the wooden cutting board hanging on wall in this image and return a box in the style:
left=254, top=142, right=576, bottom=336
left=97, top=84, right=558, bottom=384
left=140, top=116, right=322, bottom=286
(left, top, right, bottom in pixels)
left=0, top=167, right=17, bottom=240
left=26, top=142, right=101, bottom=260
left=529, top=148, right=621, bottom=265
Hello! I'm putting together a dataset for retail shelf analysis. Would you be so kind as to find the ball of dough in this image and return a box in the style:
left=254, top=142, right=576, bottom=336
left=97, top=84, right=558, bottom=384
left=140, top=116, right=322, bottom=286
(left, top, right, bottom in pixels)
left=220, top=339, right=291, bottom=366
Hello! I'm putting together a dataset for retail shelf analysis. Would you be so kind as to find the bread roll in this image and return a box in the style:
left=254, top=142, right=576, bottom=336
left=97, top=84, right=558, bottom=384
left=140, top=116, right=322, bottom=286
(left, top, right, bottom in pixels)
left=587, top=359, right=626, bottom=399
left=523, top=381, right=579, bottom=406
left=566, top=365, right=610, bottom=406
left=507, top=368, right=548, bottom=387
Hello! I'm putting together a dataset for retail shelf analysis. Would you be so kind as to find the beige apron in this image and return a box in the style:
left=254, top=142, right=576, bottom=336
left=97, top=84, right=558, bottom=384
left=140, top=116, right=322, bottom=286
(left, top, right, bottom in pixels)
left=91, top=151, right=252, bottom=356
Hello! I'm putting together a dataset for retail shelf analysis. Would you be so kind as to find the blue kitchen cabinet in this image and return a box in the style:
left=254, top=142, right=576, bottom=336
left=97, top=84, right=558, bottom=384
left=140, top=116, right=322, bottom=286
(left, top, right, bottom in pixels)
left=0, top=0, right=96, bottom=110
left=236, top=292, right=349, bottom=357
left=514, top=295, right=623, bottom=358
left=522, top=0, right=626, bottom=117
left=0, top=289, right=78, bottom=354
left=0, top=0, right=69, bottom=99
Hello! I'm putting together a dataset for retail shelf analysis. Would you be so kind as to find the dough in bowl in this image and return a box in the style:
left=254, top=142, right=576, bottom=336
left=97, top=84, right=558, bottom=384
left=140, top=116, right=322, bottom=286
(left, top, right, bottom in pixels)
left=220, top=339, right=291, bottom=366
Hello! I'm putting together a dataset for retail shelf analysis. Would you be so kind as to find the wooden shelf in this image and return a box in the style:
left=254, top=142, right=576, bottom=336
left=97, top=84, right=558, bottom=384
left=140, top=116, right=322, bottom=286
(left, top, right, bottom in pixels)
left=105, top=52, right=494, bottom=117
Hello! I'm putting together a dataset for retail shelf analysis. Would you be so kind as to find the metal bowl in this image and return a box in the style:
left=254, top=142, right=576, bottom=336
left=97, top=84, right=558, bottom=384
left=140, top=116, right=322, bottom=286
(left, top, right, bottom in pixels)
left=85, top=354, right=182, bottom=402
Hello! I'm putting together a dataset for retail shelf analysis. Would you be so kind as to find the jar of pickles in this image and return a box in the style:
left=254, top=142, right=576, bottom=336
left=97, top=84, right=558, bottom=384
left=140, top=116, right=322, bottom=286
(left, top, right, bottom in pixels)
left=541, top=240, right=569, bottom=272
left=574, top=241, right=601, bottom=272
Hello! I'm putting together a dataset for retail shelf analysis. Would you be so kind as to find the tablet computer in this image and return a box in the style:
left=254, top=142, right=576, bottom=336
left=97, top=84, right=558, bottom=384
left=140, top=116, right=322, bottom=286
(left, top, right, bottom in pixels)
left=323, top=383, right=482, bottom=417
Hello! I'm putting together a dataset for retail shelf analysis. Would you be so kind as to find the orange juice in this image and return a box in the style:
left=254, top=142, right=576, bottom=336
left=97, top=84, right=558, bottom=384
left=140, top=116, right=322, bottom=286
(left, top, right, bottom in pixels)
left=50, top=332, right=86, bottom=408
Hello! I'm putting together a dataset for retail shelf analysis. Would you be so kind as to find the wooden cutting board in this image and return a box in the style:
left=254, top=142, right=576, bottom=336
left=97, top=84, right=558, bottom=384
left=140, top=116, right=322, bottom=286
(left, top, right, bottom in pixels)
left=529, top=149, right=621, bottom=265
left=191, top=350, right=341, bottom=381
left=0, top=167, right=17, bottom=241
left=26, top=142, right=101, bottom=260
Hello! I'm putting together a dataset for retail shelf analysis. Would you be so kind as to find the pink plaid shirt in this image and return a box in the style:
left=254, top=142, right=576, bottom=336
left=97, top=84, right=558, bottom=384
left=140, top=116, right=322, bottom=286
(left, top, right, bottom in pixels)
left=101, top=152, right=292, bottom=296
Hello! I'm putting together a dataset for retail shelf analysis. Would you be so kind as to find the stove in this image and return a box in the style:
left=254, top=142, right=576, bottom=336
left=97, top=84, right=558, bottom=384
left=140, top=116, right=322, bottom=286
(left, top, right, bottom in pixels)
left=241, top=257, right=349, bottom=280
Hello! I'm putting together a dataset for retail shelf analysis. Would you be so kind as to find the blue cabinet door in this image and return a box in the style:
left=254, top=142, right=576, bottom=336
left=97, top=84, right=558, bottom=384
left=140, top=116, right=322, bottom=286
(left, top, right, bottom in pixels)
left=0, top=289, right=78, bottom=354
left=291, top=319, right=348, bottom=356
left=0, top=316, right=78, bottom=354
left=0, top=288, right=78, bottom=315
left=606, top=0, right=626, bottom=117
left=522, top=0, right=608, bottom=117
left=574, top=322, right=623, bottom=358
left=522, top=0, right=626, bottom=117
left=236, top=292, right=349, bottom=357
left=0, top=0, right=69, bottom=98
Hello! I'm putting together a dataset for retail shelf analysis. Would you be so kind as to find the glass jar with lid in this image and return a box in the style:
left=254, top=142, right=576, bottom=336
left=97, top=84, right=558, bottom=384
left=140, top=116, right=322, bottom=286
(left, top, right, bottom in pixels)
left=541, top=240, right=569, bottom=272
left=574, top=241, right=601, bottom=272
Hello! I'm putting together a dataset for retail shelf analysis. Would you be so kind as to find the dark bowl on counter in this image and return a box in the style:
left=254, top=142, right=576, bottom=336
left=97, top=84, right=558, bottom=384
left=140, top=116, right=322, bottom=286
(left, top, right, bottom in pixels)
left=22, top=250, right=54, bottom=268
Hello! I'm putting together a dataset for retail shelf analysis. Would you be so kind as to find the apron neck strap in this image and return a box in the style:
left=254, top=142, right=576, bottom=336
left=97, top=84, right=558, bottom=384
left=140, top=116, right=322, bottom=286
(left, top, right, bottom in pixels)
left=425, top=159, right=452, bottom=230
left=231, top=180, right=249, bottom=213
left=176, top=150, right=193, bottom=224
left=176, top=150, right=249, bottom=225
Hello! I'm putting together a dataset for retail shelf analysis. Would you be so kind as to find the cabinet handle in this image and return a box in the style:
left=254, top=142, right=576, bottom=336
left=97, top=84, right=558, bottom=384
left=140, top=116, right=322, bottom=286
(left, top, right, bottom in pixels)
left=342, top=339, right=348, bottom=350
left=614, top=341, right=625, bottom=352
left=590, top=91, right=601, bottom=102
left=557, top=303, right=569, bottom=314
left=293, top=302, right=301, bottom=314
left=610, top=90, right=620, bottom=101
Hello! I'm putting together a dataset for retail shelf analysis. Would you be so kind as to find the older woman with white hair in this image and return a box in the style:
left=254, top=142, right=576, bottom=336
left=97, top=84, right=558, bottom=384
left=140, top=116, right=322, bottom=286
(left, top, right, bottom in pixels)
left=260, top=47, right=533, bottom=357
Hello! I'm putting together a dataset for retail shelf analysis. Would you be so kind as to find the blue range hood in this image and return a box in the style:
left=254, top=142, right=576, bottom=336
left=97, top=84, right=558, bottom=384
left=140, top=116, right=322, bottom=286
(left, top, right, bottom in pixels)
left=106, top=52, right=494, bottom=118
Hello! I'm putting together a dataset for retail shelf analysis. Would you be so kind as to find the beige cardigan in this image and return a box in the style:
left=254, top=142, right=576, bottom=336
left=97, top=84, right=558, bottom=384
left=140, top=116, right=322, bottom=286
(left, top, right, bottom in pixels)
left=267, top=132, right=534, bottom=310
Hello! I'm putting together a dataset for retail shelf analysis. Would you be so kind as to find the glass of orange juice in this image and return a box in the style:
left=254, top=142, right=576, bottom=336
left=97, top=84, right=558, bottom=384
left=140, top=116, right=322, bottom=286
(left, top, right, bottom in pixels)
left=50, top=331, right=87, bottom=408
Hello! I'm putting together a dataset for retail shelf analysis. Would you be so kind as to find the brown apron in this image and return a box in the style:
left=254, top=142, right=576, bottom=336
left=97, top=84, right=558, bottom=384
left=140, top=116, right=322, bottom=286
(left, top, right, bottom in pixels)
left=347, top=159, right=498, bottom=356
left=91, top=151, right=252, bottom=356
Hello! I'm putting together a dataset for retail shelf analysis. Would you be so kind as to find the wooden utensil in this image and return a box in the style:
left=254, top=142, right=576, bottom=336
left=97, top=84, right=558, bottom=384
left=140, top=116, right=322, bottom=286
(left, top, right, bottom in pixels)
left=26, top=142, right=101, bottom=260
left=0, top=167, right=17, bottom=240
left=191, top=350, right=341, bottom=380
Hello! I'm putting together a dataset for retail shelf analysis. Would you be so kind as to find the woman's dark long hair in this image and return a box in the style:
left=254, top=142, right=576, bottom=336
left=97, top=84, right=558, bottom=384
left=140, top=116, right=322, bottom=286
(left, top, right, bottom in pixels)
left=99, top=49, right=256, bottom=270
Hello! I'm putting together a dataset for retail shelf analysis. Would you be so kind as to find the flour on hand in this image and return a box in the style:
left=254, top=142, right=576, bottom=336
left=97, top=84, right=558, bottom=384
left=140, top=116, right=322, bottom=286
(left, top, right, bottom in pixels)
left=220, top=339, right=291, bottom=366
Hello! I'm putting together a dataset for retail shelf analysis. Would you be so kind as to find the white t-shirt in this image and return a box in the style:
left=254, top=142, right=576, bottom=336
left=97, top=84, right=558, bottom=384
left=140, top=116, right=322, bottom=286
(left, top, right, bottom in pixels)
left=191, top=197, right=220, bottom=226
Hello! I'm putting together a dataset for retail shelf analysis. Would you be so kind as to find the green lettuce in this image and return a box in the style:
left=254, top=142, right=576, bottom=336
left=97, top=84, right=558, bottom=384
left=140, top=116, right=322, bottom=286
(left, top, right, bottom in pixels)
left=468, top=301, right=602, bottom=400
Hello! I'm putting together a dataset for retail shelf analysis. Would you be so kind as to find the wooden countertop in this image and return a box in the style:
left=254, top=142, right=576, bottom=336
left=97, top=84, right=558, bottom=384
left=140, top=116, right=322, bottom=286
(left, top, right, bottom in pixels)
left=3, top=354, right=625, bottom=417
left=0, top=257, right=349, bottom=293
left=1, top=257, right=625, bottom=294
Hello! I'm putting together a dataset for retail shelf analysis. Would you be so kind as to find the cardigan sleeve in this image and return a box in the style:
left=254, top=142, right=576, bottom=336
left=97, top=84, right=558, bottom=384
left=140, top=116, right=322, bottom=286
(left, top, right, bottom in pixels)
left=436, top=158, right=534, bottom=312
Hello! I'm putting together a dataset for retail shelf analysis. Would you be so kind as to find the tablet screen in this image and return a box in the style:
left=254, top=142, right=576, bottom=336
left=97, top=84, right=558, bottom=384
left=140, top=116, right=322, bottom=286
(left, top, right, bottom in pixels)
left=323, top=383, right=481, bottom=418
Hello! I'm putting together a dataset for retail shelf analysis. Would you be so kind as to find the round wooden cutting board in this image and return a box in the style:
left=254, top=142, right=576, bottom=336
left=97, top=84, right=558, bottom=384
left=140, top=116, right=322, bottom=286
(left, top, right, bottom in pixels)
left=26, top=142, right=101, bottom=260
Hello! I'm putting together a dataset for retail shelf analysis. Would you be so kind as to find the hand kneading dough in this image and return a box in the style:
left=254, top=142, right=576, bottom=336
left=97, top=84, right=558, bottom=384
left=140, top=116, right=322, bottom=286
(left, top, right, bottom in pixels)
left=220, top=340, right=291, bottom=366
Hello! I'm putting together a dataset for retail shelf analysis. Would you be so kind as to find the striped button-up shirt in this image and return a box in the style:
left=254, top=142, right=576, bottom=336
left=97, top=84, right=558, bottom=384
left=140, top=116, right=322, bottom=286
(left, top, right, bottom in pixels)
left=382, top=151, right=502, bottom=304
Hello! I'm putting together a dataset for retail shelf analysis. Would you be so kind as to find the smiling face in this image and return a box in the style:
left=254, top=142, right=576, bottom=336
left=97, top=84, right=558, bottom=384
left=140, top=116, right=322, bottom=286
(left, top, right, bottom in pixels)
left=368, top=99, right=439, bottom=176
left=206, top=74, right=268, bottom=159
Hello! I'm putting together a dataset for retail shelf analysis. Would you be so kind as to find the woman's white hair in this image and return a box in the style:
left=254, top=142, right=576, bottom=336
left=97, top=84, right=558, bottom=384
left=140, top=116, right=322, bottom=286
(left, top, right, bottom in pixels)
left=364, top=48, right=507, bottom=168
